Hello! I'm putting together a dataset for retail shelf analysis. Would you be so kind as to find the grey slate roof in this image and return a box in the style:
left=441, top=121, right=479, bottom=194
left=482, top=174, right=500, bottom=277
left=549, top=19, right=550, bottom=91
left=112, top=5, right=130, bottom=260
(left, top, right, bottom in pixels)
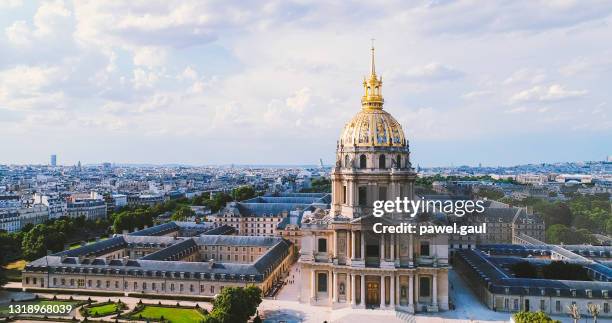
left=455, top=248, right=612, bottom=298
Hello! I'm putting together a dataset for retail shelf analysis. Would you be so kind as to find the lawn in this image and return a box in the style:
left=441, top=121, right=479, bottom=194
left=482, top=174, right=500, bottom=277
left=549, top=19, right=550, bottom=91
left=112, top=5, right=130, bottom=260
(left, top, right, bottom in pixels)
left=85, top=303, right=121, bottom=317
left=129, top=305, right=206, bottom=323
left=0, top=300, right=79, bottom=316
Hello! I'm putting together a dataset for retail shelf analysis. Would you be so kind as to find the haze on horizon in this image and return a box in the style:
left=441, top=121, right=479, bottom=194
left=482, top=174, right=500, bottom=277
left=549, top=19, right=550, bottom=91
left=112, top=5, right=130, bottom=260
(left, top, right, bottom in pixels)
left=0, top=1, right=611, bottom=167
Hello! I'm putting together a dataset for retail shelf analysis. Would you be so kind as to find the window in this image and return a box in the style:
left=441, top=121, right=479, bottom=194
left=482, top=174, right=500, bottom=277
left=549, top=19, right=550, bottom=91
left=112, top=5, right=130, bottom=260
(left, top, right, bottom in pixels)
left=396, top=155, right=401, bottom=168
left=210, top=286, right=215, bottom=293
left=378, top=186, right=387, bottom=201
left=317, top=273, right=328, bottom=292
left=342, top=186, right=347, bottom=204
left=604, top=303, right=609, bottom=313
left=420, top=241, right=430, bottom=256
left=419, top=277, right=430, bottom=297
left=359, top=155, right=367, bottom=169
left=556, top=300, right=561, bottom=312
left=514, top=299, right=519, bottom=310
left=358, top=186, right=367, bottom=206
left=540, top=300, right=545, bottom=311
left=504, top=298, right=509, bottom=310
left=345, top=155, right=350, bottom=168
left=379, top=155, right=386, bottom=169
left=318, top=238, right=327, bottom=253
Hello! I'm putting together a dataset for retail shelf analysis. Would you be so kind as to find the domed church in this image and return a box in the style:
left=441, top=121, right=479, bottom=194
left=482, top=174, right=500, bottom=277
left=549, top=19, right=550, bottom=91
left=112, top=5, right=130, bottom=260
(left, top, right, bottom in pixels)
left=298, top=46, right=449, bottom=313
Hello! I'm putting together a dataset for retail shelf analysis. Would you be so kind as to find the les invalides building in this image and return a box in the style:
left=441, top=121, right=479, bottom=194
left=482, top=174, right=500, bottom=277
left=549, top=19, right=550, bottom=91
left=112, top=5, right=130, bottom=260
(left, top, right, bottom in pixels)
left=298, top=47, right=450, bottom=313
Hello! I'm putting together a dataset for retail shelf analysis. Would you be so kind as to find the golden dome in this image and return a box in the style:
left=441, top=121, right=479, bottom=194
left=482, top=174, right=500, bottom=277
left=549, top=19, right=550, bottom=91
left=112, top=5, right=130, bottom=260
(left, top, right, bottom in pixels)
left=340, top=108, right=406, bottom=147
left=339, top=46, right=406, bottom=147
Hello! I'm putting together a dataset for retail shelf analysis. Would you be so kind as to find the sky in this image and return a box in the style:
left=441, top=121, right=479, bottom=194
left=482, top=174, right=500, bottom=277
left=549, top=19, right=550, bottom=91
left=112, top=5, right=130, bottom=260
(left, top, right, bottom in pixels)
left=0, top=0, right=610, bottom=167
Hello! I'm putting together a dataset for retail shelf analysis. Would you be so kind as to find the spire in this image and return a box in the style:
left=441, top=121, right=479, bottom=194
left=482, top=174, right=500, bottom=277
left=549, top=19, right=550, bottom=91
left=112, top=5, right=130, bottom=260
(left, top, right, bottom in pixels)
left=370, top=39, right=376, bottom=76
left=362, top=41, right=384, bottom=110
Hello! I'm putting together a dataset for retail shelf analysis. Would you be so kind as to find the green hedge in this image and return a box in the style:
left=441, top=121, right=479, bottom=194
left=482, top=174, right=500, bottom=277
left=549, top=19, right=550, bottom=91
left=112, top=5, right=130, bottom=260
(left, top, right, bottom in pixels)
left=127, top=293, right=214, bottom=302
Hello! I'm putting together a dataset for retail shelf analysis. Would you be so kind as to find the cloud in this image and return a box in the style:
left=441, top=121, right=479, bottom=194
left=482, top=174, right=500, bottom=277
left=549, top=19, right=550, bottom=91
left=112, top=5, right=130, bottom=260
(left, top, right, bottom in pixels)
left=5, top=0, right=72, bottom=46
left=510, top=84, right=587, bottom=103
left=133, top=46, right=168, bottom=68
left=462, top=90, right=491, bottom=100
left=393, top=63, right=464, bottom=82
left=504, top=68, right=546, bottom=85
left=0, top=1, right=611, bottom=164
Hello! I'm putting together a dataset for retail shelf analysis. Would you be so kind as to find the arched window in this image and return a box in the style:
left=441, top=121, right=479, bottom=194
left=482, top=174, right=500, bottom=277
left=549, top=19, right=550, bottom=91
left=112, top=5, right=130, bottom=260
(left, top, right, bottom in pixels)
left=359, top=155, right=367, bottom=169
left=345, top=155, right=350, bottom=168
left=379, top=155, right=386, bottom=169
left=396, top=155, right=401, bottom=169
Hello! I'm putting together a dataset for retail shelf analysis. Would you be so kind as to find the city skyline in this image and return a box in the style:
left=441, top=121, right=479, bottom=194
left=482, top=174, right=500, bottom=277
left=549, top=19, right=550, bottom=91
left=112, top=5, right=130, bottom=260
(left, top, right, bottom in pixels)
left=1, top=1, right=611, bottom=166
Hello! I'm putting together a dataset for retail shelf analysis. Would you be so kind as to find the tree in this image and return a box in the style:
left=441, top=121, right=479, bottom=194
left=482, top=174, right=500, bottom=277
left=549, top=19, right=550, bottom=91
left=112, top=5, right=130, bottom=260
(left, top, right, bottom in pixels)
left=542, top=261, right=590, bottom=281
left=587, top=303, right=600, bottom=323
left=567, top=304, right=581, bottom=323
left=207, top=285, right=262, bottom=323
left=232, top=186, right=256, bottom=201
left=22, top=224, right=67, bottom=260
left=513, top=311, right=560, bottom=323
left=509, top=261, right=537, bottom=278
left=171, top=206, right=195, bottom=221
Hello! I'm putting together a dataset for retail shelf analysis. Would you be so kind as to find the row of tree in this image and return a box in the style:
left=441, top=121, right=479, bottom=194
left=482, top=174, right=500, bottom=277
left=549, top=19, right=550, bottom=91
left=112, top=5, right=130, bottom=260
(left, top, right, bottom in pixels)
left=501, top=193, right=611, bottom=243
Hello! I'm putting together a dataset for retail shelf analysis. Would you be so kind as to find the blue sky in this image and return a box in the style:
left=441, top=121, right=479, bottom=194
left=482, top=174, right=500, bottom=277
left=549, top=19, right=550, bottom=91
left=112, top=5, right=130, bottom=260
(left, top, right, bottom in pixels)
left=0, top=1, right=610, bottom=166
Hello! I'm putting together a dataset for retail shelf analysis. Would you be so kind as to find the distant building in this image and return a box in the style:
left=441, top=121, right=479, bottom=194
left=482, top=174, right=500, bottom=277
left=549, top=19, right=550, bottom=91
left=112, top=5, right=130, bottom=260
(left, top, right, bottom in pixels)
left=0, top=210, right=20, bottom=233
left=127, top=193, right=164, bottom=207
left=449, top=205, right=545, bottom=249
left=214, top=193, right=330, bottom=238
left=516, top=174, right=547, bottom=185
left=67, top=193, right=107, bottom=221
left=33, top=193, right=67, bottom=219
left=50, top=154, right=57, bottom=166
left=19, top=204, right=49, bottom=228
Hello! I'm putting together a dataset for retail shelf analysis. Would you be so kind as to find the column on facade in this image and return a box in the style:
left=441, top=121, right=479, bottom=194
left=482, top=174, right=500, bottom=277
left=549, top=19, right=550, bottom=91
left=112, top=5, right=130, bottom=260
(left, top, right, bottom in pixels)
left=312, top=234, right=317, bottom=256
left=390, top=235, right=395, bottom=262
left=350, top=230, right=356, bottom=259
left=380, top=234, right=385, bottom=260
left=360, top=231, right=365, bottom=260
left=332, top=271, right=338, bottom=303
left=350, top=274, right=356, bottom=305
left=360, top=274, right=366, bottom=307
left=345, top=274, right=353, bottom=304
left=346, top=230, right=351, bottom=260
left=408, top=274, right=414, bottom=307
left=311, top=269, right=316, bottom=299
left=409, top=235, right=414, bottom=263
left=333, top=231, right=337, bottom=257
left=414, top=274, right=419, bottom=305
left=432, top=272, right=438, bottom=306
left=380, top=275, right=386, bottom=308
left=390, top=273, right=395, bottom=307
